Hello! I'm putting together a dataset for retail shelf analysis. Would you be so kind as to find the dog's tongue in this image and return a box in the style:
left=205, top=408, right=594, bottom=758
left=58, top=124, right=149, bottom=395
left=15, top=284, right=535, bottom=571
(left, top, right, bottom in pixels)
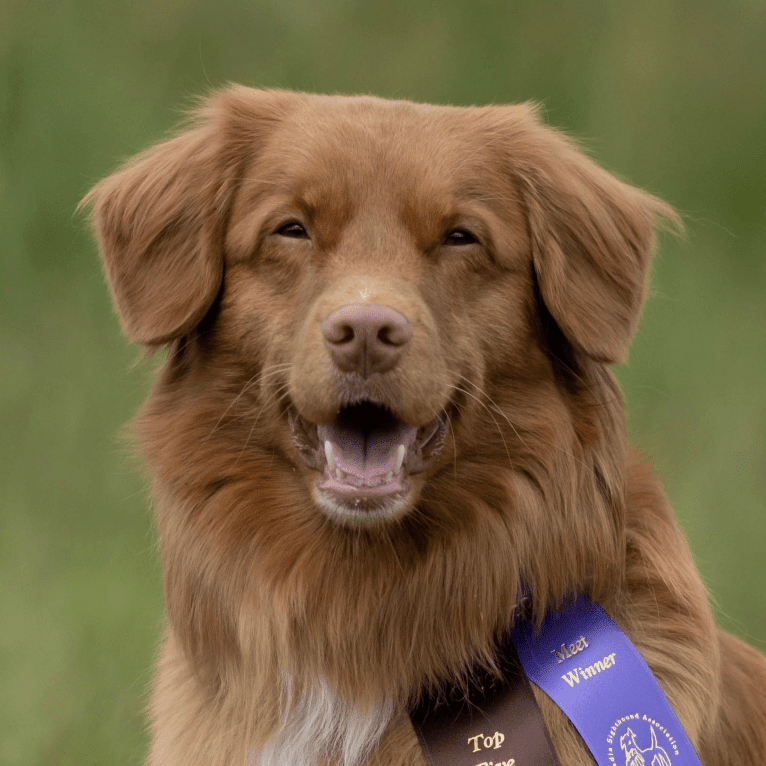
left=317, top=418, right=417, bottom=481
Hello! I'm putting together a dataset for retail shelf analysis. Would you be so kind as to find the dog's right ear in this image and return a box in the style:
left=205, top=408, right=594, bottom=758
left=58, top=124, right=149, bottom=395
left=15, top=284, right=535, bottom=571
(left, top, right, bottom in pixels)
left=80, top=87, right=290, bottom=346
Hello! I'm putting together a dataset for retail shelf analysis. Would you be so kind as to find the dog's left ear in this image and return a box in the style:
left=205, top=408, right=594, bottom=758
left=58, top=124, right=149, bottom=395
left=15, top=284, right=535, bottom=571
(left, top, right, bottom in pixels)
left=508, top=106, right=681, bottom=364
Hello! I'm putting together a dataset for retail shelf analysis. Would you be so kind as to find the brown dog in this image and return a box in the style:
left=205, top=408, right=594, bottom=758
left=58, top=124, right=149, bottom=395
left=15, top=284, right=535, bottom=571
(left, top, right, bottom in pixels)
left=82, top=86, right=766, bottom=765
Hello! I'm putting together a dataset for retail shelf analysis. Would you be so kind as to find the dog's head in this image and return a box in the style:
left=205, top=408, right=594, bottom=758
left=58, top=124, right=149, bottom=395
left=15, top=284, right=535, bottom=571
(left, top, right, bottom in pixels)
left=82, top=87, right=677, bottom=696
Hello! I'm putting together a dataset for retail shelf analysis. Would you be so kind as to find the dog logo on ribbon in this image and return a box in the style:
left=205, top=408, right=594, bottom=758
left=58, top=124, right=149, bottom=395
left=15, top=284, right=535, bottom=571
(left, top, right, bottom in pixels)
left=620, top=724, right=672, bottom=766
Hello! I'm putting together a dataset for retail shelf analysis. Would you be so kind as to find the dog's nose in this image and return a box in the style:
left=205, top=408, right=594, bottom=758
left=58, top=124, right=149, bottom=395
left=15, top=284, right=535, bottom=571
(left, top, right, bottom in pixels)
left=322, top=303, right=413, bottom=377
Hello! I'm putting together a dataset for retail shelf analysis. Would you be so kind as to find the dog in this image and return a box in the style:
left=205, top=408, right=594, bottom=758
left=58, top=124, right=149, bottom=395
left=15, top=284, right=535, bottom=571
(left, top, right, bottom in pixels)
left=82, top=86, right=766, bottom=765
left=621, top=727, right=672, bottom=766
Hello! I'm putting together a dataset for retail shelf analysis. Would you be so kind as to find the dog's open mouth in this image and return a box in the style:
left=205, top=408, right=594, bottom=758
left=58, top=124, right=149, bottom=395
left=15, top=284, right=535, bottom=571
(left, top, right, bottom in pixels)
left=289, top=400, right=448, bottom=520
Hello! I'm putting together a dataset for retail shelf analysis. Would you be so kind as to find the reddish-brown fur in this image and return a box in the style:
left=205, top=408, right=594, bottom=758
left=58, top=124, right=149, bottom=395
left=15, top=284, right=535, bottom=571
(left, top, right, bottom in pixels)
left=82, top=86, right=766, bottom=765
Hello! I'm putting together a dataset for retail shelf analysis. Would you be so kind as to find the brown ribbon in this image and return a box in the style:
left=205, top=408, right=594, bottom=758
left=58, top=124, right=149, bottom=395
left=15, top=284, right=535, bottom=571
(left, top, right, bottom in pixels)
left=410, top=633, right=562, bottom=766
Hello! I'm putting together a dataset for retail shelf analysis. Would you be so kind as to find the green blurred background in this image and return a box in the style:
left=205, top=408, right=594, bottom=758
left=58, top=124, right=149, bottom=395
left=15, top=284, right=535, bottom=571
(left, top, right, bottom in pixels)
left=1, top=0, right=765, bottom=763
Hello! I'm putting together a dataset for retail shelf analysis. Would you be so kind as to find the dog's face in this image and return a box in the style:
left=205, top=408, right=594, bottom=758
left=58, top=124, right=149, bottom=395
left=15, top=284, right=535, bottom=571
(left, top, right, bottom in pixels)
left=221, top=96, right=542, bottom=526
left=85, top=88, right=672, bottom=537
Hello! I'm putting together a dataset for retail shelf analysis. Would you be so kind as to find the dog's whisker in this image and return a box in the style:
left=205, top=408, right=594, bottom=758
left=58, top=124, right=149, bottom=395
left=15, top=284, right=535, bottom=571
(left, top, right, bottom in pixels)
left=201, top=363, right=292, bottom=445
left=447, top=384, right=514, bottom=470
left=233, top=383, right=291, bottom=468
left=451, top=374, right=530, bottom=452
left=439, top=403, right=459, bottom=481
left=450, top=373, right=588, bottom=469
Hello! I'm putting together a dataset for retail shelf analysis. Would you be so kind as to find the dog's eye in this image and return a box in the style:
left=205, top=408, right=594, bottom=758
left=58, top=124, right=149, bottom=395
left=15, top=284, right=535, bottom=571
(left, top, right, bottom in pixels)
left=444, top=229, right=477, bottom=246
left=277, top=222, right=309, bottom=239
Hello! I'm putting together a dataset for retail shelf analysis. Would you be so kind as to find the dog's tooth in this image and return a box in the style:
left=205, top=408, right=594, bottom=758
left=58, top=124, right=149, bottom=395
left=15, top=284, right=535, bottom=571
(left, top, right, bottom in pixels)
left=324, top=440, right=336, bottom=472
left=336, top=469, right=345, bottom=482
left=395, top=444, right=405, bottom=474
left=384, top=472, right=393, bottom=482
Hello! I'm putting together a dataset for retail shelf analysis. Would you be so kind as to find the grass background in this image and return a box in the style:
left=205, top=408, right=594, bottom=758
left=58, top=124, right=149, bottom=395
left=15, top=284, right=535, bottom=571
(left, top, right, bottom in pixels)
left=1, top=1, right=765, bottom=763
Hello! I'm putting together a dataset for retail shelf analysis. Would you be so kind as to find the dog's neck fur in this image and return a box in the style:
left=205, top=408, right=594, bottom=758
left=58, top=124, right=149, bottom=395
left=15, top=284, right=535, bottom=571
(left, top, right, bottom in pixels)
left=255, top=677, right=394, bottom=766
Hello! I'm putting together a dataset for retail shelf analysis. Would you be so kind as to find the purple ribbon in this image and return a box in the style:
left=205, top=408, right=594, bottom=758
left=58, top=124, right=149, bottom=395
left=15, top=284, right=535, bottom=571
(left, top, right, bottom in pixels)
left=512, top=597, right=703, bottom=766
